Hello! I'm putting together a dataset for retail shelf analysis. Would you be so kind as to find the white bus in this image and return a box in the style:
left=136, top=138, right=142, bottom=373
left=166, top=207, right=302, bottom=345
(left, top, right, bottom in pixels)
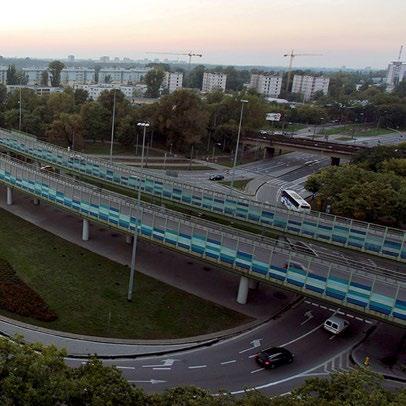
left=281, top=190, right=311, bottom=213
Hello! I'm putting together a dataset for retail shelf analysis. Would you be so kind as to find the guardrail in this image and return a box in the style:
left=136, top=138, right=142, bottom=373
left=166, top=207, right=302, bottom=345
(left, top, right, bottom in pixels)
left=0, top=153, right=404, bottom=325
left=0, top=128, right=405, bottom=263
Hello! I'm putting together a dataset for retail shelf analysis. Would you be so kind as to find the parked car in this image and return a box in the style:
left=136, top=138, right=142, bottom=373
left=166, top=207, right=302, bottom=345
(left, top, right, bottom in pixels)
left=209, top=174, right=224, bottom=181
left=323, top=316, right=350, bottom=335
left=255, top=347, right=294, bottom=369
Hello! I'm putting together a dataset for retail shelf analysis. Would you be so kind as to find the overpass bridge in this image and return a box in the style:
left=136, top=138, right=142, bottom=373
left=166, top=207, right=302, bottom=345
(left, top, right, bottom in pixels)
left=0, top=128, right=404, bottom=263
left=0, top=153, right=405, bottom=325
left=242, top=135, right=368, bottom=165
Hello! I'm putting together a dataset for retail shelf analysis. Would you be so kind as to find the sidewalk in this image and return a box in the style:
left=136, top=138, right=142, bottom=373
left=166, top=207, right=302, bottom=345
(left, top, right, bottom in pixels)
left=351, top=324, right=406, bottom=382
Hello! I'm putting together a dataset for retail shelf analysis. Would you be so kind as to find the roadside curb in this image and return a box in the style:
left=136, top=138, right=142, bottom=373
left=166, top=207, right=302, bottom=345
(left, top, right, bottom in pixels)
left=0, top=295, right=303, bottom=359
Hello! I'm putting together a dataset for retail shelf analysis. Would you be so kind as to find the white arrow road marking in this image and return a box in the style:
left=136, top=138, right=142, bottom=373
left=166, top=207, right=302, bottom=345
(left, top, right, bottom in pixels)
left=300, top=310, right=314, bottom=325
left=129, top=379, right=167, bottom=385
left=142, top=359, right=178, bottom=368
left=239, top=339, right=263, bottom=354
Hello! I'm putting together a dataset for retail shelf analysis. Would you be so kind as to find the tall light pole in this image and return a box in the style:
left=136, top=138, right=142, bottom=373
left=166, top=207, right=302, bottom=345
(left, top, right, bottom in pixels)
left=127, top=121, right=149, bottom=301
left=18, top=86, right=22, bottom=132
left=109, top=89, right=117, bottom=163
left=230, top=99, right=248, bottom=190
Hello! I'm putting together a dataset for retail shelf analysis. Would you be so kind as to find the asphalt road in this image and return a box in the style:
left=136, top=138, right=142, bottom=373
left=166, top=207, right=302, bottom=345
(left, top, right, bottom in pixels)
left=66, top=300, right=373, bottom=395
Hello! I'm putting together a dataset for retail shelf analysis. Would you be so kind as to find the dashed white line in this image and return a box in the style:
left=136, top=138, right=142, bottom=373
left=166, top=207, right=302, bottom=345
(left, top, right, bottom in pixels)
left=221, top=360, right=237, bottom=365
left=153, top=368, right=171, bottom=371
left=250, top=368, right=265, bottom=374
left=365, top=320, right=373, bottom=324
left=355, top=317, right=363, bottom=321
left=117, top=366, right=135, bottom=370
left=188, top=365, right=207, bottom=369
left=320, top=305, right=327, bottom=310
left=248, top=354, right=258, bottom=359
left=337, top=311, right=345, bottom=315
left=346, top=314, right=355, bottom=318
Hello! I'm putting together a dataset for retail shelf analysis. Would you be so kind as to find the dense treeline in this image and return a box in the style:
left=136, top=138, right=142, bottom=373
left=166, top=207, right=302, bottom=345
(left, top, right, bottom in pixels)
left=0, top=338, right=404, bottom=405
left=305, top=145, right=406, bottom=227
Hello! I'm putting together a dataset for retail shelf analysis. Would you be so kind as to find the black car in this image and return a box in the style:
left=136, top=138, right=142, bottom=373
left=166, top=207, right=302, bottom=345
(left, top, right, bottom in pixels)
left=255, top=347, right=294, bottom=369
left=209, top=174, right=224, bottom=181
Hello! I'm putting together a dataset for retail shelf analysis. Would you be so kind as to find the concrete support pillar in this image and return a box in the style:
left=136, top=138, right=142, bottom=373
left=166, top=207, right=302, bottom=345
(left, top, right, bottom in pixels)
left=249, top=279, right=259, bottom=290
left=6, top=187, right=13, bottom=206
left=126, top=235, right=133, bottom=244
left=82, top=219, right=90, bottom=241
left=237, top=276, right=249, bottom=305
left=33, top=198, right=40, bottom=206
left=331, top=157, right=340, bottom=166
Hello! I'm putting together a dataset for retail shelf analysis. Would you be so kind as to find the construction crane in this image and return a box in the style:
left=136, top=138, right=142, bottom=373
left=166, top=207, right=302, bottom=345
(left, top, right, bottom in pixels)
left=146, top=51, right=203, bottom=69
left=397, top=45, right=404, bottom=61
left=283, top=50, right=322, bottom=91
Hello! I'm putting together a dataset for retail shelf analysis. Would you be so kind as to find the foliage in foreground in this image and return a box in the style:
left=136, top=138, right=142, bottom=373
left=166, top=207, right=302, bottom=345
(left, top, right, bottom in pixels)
left=0, top=338, right=405, bottom=405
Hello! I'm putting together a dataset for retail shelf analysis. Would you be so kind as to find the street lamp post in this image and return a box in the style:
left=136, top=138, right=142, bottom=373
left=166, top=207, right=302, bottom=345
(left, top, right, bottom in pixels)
left=18, top=86, right=22, bottom=131
left=230, top=99, right=248, bottom=190
left=127, top=121, right=149, bottom=301
left=109, top=90, right=117, bottom=163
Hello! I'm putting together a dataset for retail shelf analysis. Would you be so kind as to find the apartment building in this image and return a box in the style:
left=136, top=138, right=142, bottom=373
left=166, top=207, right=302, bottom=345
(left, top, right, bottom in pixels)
left=0, top=66, right=7, bottom=85
left=60, top=67, right=95, bottom=86
left=6, top=85, right=64, bottom=96
left=23, top=68, right=46, bottom=85
left=249, top=73, right=283, bottom=97
left=202, top=72, right=227, bottom=92
left=163, top=72, right=183, bottom=93
left=386, top=61, right=406, bottom=92
left=98, top=68, right=151, bottom=85
left=291, top=74, right=330, bottom=101
left=74, top=84, right=136, bottom=100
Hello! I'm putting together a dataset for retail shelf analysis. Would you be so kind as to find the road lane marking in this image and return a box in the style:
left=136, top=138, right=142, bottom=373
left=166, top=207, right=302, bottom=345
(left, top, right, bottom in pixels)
left=188, top=365, right=207, bottom=369
left=142, top=359, right=178, bottom=368
left=117, top=366, right=135, bottom=370
left=248, top=354, right=258, bottom=359
left=250, top=368, right=264, bottom=374
left=221, top=360, right=237, bottom=365
left=129, top=379, right=167, bottom=385
left=153, top=368, right=171, bottom=371
left=346, top=314, right=354, bottom=318
left=355, top=317, right=363, bottom=321
left=239, top=339, right=263, bottom=354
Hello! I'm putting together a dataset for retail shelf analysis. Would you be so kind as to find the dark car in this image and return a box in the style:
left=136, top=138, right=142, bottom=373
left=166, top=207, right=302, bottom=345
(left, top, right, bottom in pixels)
left=255, top=347, right=294, bottom=369
left=209, top=174, right=224, bottom=181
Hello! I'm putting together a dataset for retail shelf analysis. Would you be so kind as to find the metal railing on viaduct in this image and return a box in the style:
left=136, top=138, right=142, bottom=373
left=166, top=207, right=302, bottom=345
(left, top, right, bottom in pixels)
left=0, top=153, right=404, bottom=325
left=0, top=128, right=404, bottom=263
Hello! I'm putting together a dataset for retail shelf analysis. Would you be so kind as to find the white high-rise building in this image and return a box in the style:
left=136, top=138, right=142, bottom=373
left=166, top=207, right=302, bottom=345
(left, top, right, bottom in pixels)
left=291, top=75, right=330, bottom=101
left=98, top=68, right=151, bottom=84
left=202, top=72, right=227, bottom=92
left=74, top=84, right=136, bottom=100
left=163, top=72, right=183, bottom=93
left=0, top=66, right=7, bottom=85
left=23, top=68, right=46, bottom=85
left=386, top=61, right=406, bottom=92
left=68, top=55, right=75, bottom=62
left=61, top=67, right=95, bottom=86
left=249, top=73, right=283, bottom=97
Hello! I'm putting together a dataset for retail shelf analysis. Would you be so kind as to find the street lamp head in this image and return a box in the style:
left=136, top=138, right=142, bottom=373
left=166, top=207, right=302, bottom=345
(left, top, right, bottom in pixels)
left=137, top=122, right=150, bottom=127
left=240, top=99, right=248, bottom=103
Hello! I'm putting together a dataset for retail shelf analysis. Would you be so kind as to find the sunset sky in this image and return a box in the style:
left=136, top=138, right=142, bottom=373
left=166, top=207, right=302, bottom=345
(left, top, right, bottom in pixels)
left=1, top=0, right=404, bottom=68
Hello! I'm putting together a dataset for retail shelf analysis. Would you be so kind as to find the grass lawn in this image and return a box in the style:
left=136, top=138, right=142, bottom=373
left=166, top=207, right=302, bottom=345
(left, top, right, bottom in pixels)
left=323, top=125, right=395, bottom=138
left=220, top=179, right=253, bottom=191
left=284, top=123, right=307, bottom=132
left=0, top=208, right=251, bottom=339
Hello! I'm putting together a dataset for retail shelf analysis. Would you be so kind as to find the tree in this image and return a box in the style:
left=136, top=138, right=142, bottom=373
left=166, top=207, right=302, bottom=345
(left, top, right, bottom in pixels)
left=6, top=64, right=18, bottom=85
left=74, top=88, right=89, bottom=106
left=46, top=113, right=84, bottom=149
left=393, top=80, right=406, bottom=98
left=40, top=70, right=49, bottom=86
left=104, top=74, right=112, bottom=84
left=80, top=101, right=111, bottom=141
left=145, top=68, right=165, bottom=98
left=0, top=84, right=7, bottom=110
left=155, top=89, right=209, bottom=151
left=46, top=91, right=75, bottom=120
left=48, top=60, right=65, bottom=87
left=187, top=65, right=205, bottom=89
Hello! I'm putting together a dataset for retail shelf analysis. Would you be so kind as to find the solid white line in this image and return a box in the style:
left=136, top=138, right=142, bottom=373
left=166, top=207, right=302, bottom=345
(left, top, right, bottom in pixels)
left=153, top=367, right=171, bottom=371
left=188, top=365, right=207, bottom=369
left=248, top=354, right=258, bottom=359
left=320, top=305, right=327, bottom=310
left=346, top=314, right=354, bottom=318
left=365, top=320, right=373, bottom=324
left=221, top=360, right=237, bottom=365
left=117, top=366, right=135, bottom=370
left=329, top=335, right=336, bottom=341
left=311, top=302, right=319, bottom=307
left=250, top=368, right=265, bottom=374
left=355, top=317, right=363, bottom=321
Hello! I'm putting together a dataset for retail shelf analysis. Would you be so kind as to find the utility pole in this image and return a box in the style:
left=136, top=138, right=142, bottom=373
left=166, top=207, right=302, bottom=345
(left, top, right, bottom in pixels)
left=127, top=121, right=149, bottom=301
left=18, top=86, right=22, bottom=131
left=230, top=100, right=248, bottom=190
left=109, top=90, right=117, bottom=163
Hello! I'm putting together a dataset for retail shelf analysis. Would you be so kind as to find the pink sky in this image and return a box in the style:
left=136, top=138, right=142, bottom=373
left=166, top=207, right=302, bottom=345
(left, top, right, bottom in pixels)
left=1, top=0, right=404, bottom=68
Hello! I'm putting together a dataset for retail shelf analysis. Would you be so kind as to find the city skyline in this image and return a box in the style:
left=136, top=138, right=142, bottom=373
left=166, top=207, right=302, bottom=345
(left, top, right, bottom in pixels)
left=0, top=0, right=405, bottom=69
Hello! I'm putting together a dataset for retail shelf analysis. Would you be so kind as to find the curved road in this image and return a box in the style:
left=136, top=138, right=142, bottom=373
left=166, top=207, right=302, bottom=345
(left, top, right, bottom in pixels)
left=66, top=300, right=373, bottom=395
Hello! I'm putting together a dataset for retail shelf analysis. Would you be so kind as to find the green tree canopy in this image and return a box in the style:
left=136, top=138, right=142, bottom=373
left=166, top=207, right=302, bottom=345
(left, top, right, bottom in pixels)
left=145, top=68, right=165, bottom=98
left=48, top=60, right=65, bottom=87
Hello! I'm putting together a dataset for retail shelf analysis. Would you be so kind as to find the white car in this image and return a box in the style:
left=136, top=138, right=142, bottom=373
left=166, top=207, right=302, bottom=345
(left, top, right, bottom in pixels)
left=323, top=316, right=350, bottom=335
